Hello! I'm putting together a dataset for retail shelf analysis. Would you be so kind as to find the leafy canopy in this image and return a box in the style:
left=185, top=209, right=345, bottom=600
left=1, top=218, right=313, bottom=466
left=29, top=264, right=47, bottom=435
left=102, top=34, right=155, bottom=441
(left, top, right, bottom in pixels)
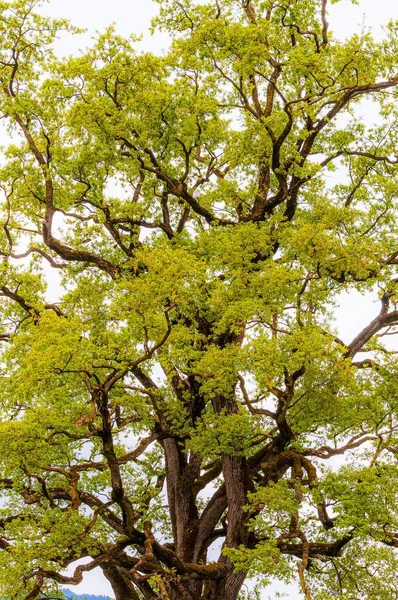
left=0, top=1, right=398, bottom=599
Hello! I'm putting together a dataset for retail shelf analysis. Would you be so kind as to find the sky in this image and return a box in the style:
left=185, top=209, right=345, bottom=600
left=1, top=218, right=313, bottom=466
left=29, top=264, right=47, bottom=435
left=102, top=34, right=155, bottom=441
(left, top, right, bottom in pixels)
left=13, top=0, right=398, bottom=597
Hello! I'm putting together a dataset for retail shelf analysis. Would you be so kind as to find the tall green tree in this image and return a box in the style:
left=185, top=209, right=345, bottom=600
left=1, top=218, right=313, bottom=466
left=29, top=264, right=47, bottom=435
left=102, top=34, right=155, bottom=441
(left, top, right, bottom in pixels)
left=1, top=0, right=398, bottom=598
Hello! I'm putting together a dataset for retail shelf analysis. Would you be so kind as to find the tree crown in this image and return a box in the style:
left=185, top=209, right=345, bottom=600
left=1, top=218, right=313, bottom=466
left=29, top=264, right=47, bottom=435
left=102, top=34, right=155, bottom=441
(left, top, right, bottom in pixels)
left=0, top=1, right=398, bottom=599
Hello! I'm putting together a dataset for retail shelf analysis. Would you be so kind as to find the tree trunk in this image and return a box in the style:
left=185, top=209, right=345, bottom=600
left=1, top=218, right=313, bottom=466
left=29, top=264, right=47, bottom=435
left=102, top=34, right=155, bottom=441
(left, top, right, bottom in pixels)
left=102, top=564, right=141, bottom=600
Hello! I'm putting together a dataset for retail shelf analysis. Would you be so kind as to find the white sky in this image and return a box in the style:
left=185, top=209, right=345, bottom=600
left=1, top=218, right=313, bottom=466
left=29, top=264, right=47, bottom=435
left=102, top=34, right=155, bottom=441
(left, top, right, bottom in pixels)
left=18, top=0, right=398, bottom=597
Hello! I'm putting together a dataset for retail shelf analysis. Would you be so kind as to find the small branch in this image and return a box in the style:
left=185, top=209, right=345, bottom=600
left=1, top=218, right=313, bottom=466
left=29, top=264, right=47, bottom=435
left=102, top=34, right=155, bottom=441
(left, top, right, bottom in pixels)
left=118, top=434, right=157, bottom=465
left=321, top=0, right=329, bottom=48
left=238, top=375, right=276, bottom=418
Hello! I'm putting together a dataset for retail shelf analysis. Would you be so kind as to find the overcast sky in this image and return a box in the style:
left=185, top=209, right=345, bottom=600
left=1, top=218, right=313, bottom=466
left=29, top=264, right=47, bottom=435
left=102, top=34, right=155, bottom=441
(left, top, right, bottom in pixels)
left=29, top=0, right=398, bottom=597
left=39, top=0, right=398, bottom=51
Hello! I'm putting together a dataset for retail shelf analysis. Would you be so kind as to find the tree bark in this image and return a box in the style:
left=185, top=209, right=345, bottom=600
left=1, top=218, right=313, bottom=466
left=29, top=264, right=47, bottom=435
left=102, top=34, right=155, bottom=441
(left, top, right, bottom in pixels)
left=102, top=564, right=141, bottom=600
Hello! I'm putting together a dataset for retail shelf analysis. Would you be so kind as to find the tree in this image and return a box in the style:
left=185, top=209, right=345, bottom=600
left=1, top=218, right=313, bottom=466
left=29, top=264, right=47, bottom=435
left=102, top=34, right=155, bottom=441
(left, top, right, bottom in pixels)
left=1, top=0, right=398, bottom=598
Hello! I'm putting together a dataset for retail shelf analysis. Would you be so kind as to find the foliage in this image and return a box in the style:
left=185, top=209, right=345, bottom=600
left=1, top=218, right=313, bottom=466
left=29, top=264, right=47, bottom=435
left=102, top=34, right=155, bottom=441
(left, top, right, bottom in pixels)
left=0, top=0, right=397, bottom=599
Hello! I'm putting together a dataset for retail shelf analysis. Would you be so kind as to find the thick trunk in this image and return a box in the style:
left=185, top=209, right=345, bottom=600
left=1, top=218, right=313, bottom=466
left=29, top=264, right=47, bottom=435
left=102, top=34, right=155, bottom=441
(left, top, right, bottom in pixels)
left=102, top=564, right=140, bottom=600
left=164, top=438, right=203, bottom=598
left=193, top=486, right=228, bottom=562
left=204, top=571, right=247, bottom=600
left=195, top=390, right=254, bottom=600
left=216, top=454, right=252, bottom=600
left=223, top=455, right=250, bottom=548
left=163, top=438, right=200, bottom=560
